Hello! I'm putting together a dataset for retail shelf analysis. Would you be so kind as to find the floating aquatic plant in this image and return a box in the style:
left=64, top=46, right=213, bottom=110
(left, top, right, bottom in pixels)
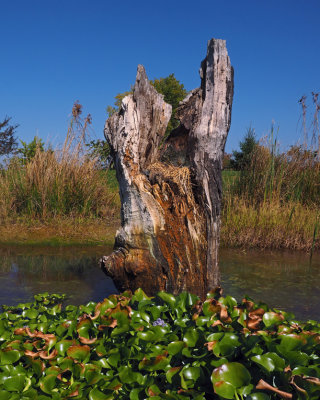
left=0, top=289, right=319, bottom=399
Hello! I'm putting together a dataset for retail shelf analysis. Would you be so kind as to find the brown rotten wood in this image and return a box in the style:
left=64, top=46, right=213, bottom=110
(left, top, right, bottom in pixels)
left=101, top=38, right=233, bottom=298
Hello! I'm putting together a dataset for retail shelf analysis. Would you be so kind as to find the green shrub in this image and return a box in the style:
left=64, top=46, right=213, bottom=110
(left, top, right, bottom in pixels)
left=0, top=289, right=319, bottom=399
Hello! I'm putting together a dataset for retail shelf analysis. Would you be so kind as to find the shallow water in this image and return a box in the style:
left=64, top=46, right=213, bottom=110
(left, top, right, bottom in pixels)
left=220, top=248, right=320, bottom=322
left=0, top=245, right=117, bottom=306
left=0, top=245, right=319, bottom=322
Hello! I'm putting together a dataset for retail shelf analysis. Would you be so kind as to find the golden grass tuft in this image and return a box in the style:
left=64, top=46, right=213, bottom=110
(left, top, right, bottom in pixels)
left=221, top=196, right=319, bottom=251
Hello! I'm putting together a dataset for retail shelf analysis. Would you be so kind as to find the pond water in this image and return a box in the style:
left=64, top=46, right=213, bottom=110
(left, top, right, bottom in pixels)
left=0, top=245, right=319, bottom=322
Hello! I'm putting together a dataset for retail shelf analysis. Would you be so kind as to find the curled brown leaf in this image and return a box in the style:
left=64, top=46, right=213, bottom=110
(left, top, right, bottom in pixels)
left=256, top=379, right=292, bottom=399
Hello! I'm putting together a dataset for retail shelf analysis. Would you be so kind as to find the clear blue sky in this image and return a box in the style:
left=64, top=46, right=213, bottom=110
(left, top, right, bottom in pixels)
left=1, top=0, right=319, bottom=153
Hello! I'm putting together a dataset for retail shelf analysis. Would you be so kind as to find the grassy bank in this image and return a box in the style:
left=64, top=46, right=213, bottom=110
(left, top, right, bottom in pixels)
left=221, top=196, right=319, bottom=251
left=0, top=132, right=319, bottom=251
left=221, top=139, right=320, bottom=252
left=0, top=217, right=118, bottom=246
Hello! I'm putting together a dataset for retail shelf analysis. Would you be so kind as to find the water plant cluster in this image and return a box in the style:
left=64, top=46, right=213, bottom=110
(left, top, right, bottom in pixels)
left=0, top=289, right=319, bottom=399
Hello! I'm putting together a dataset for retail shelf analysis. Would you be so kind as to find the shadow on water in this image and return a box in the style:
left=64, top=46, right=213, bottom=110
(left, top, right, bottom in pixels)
left=220, top=248, right=320, bottom=322
left=0, top=245, right=117, bottom=306
left=0, top=245, right=319, bottom=322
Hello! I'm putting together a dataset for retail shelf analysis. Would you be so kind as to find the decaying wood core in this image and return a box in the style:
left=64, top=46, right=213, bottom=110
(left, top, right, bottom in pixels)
left=101, top=38, right=234, bottom=298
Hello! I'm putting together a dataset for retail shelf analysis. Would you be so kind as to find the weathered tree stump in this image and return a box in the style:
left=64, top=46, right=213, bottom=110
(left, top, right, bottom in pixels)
left=101, top=38, right=233, bottom=298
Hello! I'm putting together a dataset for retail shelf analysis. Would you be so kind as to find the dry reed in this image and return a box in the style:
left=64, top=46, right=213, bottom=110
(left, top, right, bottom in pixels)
left=0, top=103, right=119, bottom=223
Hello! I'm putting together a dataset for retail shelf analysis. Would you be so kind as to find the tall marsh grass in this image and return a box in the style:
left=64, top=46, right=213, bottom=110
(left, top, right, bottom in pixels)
left=222, top=125, right=320, bottom=251
left=0, top=104, right=118, bottom=222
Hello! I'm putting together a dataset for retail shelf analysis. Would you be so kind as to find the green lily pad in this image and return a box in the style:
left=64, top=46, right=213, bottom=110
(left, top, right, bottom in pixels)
left=168, top=341, right=185, bottom=355
left=247, top=393, right=270, bottom=400
left=67, top=345, right=90, bottom=361
left=88, top=387, right=110, bottom=400
left=39, top=374, right=57, bottom=394
left=183, top=328, right=200, bottom=347
left=183, top=366, right=201, bottom=382
left=0, top=391, right=11, bottom=400
left=251, top=354, right=275, bottom=372
left=166, top=366, right=181, bottom=383
left=211, top=362, right=251, bottom=389
left=3, top=374, right=26, bottom=392
left=0, top=349, right=22, bottom=365
left=280, top=334, right=306, bottom=351
left=263, top=312, right=283, bottom=328
left=213, top=380, right=235, bottom=399
left=137, top=330, right=156, bottom=342
left=157, top=292, right=176, bottom=308
left=22, top=309, right=39, bottom=319
left=219, top=333, right=240, bottom=356
left=55, top=340, right=76, bottom=356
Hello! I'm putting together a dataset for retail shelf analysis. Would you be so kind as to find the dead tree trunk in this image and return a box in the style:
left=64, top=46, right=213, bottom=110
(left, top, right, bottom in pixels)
left=101, top=38, right=233, bottom=298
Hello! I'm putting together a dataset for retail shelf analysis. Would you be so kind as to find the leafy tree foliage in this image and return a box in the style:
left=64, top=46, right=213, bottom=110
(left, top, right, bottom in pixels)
left=0, top=116, right=18, bottom=156
left=106, top=90, right=132, bottom=117
left=17, top=136, right=45, bottom=164
left=100, top=74, right=188, bottom=167
left=151, top=73, right=187, bottom=135
left=86, top=139, right=112, bottom=169
left=230, top=127, right=258, bottom=170
left=106, top=74, right=187, bottom=136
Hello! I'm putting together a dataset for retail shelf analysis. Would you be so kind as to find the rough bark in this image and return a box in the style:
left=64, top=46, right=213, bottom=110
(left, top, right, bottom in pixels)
left=101, top=38, right=234, bottom=298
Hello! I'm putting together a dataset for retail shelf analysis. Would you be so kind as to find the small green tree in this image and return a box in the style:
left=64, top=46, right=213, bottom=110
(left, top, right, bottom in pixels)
left=106, top=90, right=132, bottom=117
left=106, top=74, right=187, bottom=136
left=17, top=136, right=45, bottom=164
left=151, top=74, right=187, bottom=135
left=230, top=127, right=258, bottom=170
left=86, top=139, right=111, bottom=169
left=0, top=116, right=18, bottom=156
left=100, top=74, right=188, bottom=166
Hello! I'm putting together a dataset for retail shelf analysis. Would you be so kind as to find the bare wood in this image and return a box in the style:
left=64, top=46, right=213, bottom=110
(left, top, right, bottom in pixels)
left=101, top=38, right=233, bottom=298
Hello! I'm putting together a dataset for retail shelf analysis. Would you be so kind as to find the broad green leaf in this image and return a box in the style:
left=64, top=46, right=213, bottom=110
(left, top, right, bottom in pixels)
left=219, top=333, right=240, bottom=356
left=263, top=312, right=284, bottom=328
left=67, top=345, right=90, bottom=361
left=214, top=381, right=235, bottom=399
left=3, top=374, right=26, bottom=392
left=220, top=295, right=237, bottom=308
left=40, top=375, right=57, bottom=394
left=118, top=366, right=143, bottom=384
left=111, top=312, right=130, bottom=336
left=264, top=352, right=285, bottom=370
left=0, top=391, right=11, bottom=400
left=280, top=334, right=306, bottom=351
left=139, top=353, right=169, bottom=371
left=28, top=358, right=44, bottom=377
left=85, top=364, right=103, bottom=385
left=0, top=349, right=22, bottom=365
left=132, top=288, right=151, bottom=302
left=95, top=358, right=110, bottom=369
left=166, top=366, right=181, bottom=383
left=137, top=331, right=156, bottom=342
left=157, top=292, right=176, bottom=308
left=22, top=309, right=39, bottom=319
left=211, top=362, right=251, bottom=389
left=107, top=352, right=120, bottom=367
left=130, top=387, right=143, bottom=400
left=247, top=393, right=270, bottom=400
left=183, top=367, right=201, bottom=382
left=251, top=354, right=275, bottom=372
left=168, top=341, right=185, bottom=355
left=183, top=328, right=199, bottom=347
left=88, top=387, right=110, bottom=400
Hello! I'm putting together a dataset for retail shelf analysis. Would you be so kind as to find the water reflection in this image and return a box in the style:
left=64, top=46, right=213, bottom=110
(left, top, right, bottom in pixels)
left=0, top=245, right=117, bottom=306
left=0, top=245, right=319, bottom=322
left=220, top=248, right=320, bottom=322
